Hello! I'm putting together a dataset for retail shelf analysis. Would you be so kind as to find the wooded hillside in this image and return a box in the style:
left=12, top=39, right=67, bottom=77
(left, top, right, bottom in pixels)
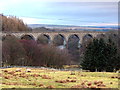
left=1, top=14, right=30, bottom=32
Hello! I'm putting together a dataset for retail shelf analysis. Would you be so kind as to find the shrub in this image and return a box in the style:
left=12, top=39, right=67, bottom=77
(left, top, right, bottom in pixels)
left=2, top=36, right=73, bottom=68
left=39, top=45, right=72, bottom=68
left=2, top=35, right=27, bottom=66
left=19, top=40, right=42, bottom=66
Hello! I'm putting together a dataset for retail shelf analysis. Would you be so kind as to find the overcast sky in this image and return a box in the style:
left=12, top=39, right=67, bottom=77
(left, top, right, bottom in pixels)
left=0, top=0, right=119, bottom=26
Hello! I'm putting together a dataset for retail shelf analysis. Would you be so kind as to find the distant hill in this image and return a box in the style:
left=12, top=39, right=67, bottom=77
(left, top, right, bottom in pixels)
left=28, top=24, right=118, bottom=32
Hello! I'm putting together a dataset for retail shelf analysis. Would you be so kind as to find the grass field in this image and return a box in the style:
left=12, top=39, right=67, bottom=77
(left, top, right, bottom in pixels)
left=0, top=67, right=119, bottom=89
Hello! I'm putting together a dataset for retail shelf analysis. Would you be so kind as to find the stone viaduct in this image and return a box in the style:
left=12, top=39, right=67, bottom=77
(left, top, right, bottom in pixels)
left=1, top=31, right=106, bottom=48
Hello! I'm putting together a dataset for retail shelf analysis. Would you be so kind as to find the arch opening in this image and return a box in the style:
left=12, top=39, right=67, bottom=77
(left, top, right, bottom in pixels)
left=53, top=34, right=66, bottom=48
left=37, top=34, right=50, bottom=45
left=82, top=34, right=93, bottom=47
left=21, top=34, right=35, bottom=40
left=2, top=34, right=17, bottom=41
left=68, top=34, right=80, bottom=50
left=68, top=34, right=80, bottom=62
left=96, top=34, right=106, bottom=39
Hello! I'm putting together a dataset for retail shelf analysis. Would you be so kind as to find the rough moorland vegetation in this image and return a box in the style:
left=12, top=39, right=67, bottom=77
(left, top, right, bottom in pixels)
left=0, top=67, right=119, bottom=88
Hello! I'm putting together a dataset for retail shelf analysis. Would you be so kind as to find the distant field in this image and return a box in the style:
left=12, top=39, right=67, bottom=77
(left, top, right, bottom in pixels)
left=0, top=67, right=119, bottom=89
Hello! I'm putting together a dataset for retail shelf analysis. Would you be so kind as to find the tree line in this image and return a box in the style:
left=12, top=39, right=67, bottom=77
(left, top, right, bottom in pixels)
left=81, top=38, right=120, bottom=72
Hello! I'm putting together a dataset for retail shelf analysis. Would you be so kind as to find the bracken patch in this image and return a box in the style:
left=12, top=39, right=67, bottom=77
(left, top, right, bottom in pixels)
left=46, top=85, right=55, bottom=89
left=55, top=79, right=76, bottom=83
left=3, top=70, right=8, bottom=73
left=41, top=75, right=52, bottom=79
left=7, top=71, right=15, bottom=75
left=31, top=74, right=40, bottom=77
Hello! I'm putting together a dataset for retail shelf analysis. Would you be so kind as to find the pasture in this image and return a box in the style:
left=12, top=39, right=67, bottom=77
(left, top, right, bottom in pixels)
left=0, top=67, right=119, bottom=89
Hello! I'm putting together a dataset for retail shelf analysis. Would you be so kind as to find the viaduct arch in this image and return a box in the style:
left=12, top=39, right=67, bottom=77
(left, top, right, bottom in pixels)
left=1, top=32, right=106, bottom=48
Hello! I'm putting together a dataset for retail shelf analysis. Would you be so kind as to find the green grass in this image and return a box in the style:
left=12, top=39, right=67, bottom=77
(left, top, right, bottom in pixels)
left=0, top=67, right=119, bottom=89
